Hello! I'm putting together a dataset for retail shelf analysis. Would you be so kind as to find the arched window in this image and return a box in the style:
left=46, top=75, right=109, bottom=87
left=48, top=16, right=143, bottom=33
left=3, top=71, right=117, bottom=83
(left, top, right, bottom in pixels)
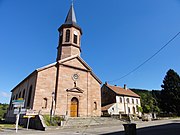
left=136, top=99, right=138, bottom=104
left=94, top=102, right=97, bottom=110
left=22, top=89, right=25, bottom=98
left=42, top=98, right=48, bottom=109
left=73, top=31, right=78, bottom=44
left=19, top=92, right=21, bottom=98
left=27, top=85, right=32, bottom=107
left=65, top=29, right=70, bottom=42
left=120, top=97, right=123, bottom=103
left=132, top=99, right=134, bottom=104
left=126, top=98, right=129, bottom=103
left=59, top=32, right=63, bottom=44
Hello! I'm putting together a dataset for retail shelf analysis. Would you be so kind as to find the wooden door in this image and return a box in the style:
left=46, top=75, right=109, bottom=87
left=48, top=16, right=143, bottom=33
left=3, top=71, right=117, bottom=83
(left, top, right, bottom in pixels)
left=70, top=97, right=78, bottom=117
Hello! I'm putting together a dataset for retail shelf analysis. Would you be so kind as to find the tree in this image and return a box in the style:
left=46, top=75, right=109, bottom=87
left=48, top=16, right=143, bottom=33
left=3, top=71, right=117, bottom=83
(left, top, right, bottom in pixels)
left=161, top=69, right=180, bottom=115
left=0, top=103, right=9, bottom=120
left=131, top=89, right=160, bottom=114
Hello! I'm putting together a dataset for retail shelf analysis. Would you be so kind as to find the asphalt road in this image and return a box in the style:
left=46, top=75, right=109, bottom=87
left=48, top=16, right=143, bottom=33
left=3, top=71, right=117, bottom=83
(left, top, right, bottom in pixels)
left=1, top=118, right=180, bottom=135
left=104, top=123, right=180, bottom=135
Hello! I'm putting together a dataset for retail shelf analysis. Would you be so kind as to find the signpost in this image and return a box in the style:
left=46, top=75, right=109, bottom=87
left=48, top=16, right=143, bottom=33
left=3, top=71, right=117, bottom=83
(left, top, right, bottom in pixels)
left=23, top=109, right=37, bottom=130
left=14, top=108, right=26, bottom=114
left=23, top=115, right=35, bottom=130
left=12, top=98, right=25, bottom=133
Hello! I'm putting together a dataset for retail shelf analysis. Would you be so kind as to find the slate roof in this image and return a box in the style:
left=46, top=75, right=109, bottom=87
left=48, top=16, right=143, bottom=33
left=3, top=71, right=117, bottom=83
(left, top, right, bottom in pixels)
left=106, top=84, right=140, bottom=98
left=65, top=4, right=77, bottom=25
left=59, top=4, right=82, bottom=34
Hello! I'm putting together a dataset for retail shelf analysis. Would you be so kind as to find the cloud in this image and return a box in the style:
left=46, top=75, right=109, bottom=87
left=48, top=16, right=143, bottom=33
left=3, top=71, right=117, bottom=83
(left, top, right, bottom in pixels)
left=0, top=91, right=10, bottom=98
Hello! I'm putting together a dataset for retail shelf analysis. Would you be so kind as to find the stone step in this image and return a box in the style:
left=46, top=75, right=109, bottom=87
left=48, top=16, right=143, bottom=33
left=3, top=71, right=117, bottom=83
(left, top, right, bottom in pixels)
left=63, top=117, right=123, bottom=128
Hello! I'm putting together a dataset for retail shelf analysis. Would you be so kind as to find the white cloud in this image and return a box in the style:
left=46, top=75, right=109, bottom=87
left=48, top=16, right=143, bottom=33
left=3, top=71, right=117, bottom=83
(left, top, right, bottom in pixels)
left=0, top=91, right=10, bottom=98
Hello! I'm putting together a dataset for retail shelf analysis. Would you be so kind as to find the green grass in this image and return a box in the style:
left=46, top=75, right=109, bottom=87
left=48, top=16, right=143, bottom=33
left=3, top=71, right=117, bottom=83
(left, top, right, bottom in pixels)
left=0, top=124, right=23, bottom=130
left=0, top=124, right=15, bottom=129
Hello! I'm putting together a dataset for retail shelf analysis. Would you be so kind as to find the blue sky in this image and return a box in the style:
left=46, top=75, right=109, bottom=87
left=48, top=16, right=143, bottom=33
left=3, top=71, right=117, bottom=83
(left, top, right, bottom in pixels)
left=0, top=0, right=180, bottom=103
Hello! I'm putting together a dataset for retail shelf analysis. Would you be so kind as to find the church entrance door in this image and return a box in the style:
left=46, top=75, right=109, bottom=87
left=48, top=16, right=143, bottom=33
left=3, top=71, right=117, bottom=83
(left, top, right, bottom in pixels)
left=70, top=97, right=78, bottom=117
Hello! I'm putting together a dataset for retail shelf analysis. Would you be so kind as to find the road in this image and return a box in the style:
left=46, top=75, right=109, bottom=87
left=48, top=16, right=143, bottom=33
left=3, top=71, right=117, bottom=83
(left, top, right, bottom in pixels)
left=1, top=118, right=180, bottom=135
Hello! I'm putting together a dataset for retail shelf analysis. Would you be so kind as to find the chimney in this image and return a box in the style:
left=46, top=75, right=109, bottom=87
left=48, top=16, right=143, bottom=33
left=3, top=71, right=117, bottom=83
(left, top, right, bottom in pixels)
left=124, top=84, right=127, bottom=90
left=105, top=82, right=107, bottom=85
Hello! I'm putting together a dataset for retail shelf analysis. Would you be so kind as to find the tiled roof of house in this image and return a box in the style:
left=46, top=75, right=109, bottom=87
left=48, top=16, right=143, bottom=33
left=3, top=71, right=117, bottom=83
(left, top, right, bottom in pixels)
left=101, top=103, right=115, bottom=111
left=106, top=84, right=140, bottom=98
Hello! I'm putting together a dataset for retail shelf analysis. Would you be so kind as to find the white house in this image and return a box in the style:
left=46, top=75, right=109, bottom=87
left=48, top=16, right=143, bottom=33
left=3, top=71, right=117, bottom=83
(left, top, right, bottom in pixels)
left=101, top=83, right=141, bottom=116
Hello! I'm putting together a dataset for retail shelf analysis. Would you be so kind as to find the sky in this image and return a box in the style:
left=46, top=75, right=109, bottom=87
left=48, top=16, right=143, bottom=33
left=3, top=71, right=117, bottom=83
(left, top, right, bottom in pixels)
left=0, top=0, right=180, bottom=103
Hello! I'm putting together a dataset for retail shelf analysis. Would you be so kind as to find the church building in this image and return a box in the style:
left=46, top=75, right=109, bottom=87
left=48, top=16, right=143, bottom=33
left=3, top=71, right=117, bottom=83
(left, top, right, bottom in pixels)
left=6, top=4, right=102, bottom=122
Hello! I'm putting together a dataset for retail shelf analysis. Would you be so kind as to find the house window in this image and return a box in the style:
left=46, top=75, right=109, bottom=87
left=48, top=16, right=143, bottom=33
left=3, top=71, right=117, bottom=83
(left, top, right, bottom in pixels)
left=94, top=102, right=97, bottom=110
left=126, top=98, right=129, bottom=103
left=42, top=98, right=48, bottom=109
left=120, top=97, right=122, bottom=103
left=136, top=99, right=138, bottom=104
left=132, top=99, right=134, bottom=104
left=65, top=29, right=70, bottom=42
left=136, top=105, right=139, bottom=112
left=27, top=85, right=32, bottom=107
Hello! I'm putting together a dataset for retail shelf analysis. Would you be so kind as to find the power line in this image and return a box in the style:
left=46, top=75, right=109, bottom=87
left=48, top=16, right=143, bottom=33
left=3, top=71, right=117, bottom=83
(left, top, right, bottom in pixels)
left=108, top=31, right=180, bottom=83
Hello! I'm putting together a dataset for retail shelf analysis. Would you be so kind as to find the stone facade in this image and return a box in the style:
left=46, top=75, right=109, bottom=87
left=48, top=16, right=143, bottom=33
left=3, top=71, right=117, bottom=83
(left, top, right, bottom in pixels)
left=6, top=5, right=101, bottom=122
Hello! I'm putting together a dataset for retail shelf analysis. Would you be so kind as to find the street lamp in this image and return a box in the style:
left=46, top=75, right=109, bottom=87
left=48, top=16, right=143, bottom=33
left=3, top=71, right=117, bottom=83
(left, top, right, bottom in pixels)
left=50, top=92, right=55, bottom=124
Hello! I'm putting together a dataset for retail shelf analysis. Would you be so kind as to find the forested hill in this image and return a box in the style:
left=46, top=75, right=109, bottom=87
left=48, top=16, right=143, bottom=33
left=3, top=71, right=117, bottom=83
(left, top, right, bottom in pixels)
left=130, top=88, right=161, bottom=113
left=131, top=89, right=161, bottom=99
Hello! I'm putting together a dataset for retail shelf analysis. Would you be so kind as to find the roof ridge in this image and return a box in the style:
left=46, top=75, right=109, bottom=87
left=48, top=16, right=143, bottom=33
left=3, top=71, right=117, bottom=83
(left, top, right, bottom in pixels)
left=106, top=84, right=140, bottom=98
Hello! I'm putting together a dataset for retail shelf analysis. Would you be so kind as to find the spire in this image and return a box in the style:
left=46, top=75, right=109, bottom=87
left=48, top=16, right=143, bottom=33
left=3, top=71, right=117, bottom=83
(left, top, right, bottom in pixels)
left=65, top=4, right=77, bottom=25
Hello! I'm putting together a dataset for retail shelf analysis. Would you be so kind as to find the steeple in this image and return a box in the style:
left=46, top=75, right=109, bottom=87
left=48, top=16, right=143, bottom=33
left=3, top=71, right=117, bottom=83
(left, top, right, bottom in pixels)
left=56, top=4, right=83, bottom=61
left=65, top=4, right=77, bottom=25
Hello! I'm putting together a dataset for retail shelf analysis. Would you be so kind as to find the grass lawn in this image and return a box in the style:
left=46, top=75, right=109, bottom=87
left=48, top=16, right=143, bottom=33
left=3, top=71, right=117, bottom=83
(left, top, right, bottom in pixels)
left=0, top=124, right=16, bottom=129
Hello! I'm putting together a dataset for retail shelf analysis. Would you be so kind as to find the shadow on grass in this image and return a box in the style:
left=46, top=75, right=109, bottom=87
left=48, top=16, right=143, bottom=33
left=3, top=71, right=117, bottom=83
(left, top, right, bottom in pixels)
left=102, top=123, right=180, bottom=135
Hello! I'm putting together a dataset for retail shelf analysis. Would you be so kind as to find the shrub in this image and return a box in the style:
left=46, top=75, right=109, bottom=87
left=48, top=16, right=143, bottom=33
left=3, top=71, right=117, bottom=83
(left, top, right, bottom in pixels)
left=43, top=115, right=65, bottom=126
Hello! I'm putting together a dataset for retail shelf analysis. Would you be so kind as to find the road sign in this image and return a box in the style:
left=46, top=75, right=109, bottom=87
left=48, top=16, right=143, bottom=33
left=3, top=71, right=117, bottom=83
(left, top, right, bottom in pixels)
left=14, top=108, right=26, bottom=114
left=12, top=100, right=25, bottom=108
left=12, top=99, right=25, bottom=133
left=23, top=115, right=35, bottom=118
left=12, top=100, right=25, bottom=103
left=12, top=102, right=24, bottom=104
left=23, top=115, right=35, bottom=130
left=13, top=104, right=24, bottom=108
left=26, top=109, right=37, bottom=116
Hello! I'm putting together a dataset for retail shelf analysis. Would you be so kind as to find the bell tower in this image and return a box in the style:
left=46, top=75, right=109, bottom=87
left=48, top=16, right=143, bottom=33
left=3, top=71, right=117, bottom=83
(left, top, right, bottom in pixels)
left=57, top=4, right=82, bottom=61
